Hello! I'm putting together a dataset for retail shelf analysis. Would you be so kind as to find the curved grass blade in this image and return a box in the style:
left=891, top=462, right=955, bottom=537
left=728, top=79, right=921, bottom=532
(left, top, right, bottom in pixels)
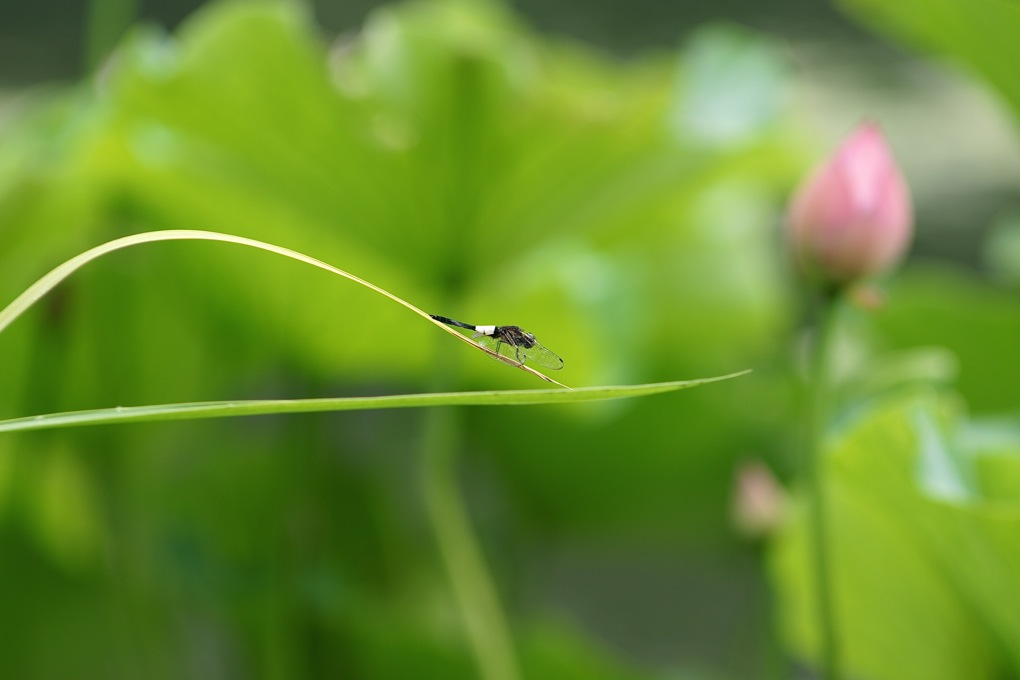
left=0, top=229, right=567, bottom=386
left=0, top=372, right=749, bottom=434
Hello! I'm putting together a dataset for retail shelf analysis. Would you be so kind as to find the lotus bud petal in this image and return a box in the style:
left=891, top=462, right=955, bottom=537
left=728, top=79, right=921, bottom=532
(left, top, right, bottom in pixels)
left=787, top=122, right=913, bottom=285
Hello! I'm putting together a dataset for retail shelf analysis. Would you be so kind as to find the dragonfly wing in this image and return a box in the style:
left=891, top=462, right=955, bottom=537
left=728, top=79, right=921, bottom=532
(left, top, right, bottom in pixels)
left=496, top=338, right=529, bottom=366
left=473, top=334, right=525, bottom=367
left=491, top=335, right=564, bottom=370
left=471, top=330, right=564, bottom=371
left=520, top=340, right=564, bottom=370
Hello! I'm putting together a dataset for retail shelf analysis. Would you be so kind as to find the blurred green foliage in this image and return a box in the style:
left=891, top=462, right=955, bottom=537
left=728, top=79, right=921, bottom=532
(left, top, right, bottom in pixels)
left=772, top=393, right=1020, bottom=679
left=2, top=0, right=1020, bottom=678
left=840, top=0, right=1020, bottom=119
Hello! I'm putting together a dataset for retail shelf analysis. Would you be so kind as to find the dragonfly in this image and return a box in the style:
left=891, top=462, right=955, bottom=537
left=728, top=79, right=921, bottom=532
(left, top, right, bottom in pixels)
left=430, top=315, right=564, bottom=370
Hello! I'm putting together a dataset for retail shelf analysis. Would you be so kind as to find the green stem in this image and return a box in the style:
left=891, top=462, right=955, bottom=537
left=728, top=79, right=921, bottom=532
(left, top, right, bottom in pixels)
left=805, top=288, right=842, bottom=680
left=422, top=405, right=521, bottom=680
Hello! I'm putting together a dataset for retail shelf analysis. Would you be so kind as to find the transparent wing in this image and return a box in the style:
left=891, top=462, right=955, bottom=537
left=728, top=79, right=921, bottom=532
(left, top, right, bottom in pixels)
left=519, top=339, right=565, bottom=370
left=476, top=334, right=564, bottom=370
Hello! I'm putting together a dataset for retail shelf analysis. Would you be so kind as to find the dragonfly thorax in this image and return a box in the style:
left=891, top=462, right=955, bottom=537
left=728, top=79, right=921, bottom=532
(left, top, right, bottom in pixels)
left=497, top=326, right=537, bottom=349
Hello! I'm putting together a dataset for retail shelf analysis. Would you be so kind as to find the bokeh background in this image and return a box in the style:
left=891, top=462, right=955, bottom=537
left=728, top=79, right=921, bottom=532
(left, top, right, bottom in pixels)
left=2, top=0, right=1020, bottom=678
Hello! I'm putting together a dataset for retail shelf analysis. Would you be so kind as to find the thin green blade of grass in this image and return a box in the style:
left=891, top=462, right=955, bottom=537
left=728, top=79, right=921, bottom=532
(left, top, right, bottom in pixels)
left=0, top=229, right=566, bottom=386
left=0, top=372, right=749, bottom=434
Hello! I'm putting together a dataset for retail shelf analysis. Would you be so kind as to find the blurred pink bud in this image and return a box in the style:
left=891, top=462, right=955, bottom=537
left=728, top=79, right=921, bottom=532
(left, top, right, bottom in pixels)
left=787, top=122, right=913, bottom=285
left=732, top=459, right=786, bottom=539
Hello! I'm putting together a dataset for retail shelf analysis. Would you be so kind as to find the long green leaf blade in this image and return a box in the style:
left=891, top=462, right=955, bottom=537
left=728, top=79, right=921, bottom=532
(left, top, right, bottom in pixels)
left=0, top=372, right=749, bottom=434
left=0, top=229, right=567, bottom=385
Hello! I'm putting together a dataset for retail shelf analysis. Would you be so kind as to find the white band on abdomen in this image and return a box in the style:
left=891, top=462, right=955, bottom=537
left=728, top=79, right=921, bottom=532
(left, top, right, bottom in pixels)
left=475, top=325, right=497, bottom=336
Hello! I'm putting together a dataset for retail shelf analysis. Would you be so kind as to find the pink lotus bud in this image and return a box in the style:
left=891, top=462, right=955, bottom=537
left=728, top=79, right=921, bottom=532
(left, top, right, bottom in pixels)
left=787, top=122, right=913, bottom=285
left=732, top=460, right=786, bottom=539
